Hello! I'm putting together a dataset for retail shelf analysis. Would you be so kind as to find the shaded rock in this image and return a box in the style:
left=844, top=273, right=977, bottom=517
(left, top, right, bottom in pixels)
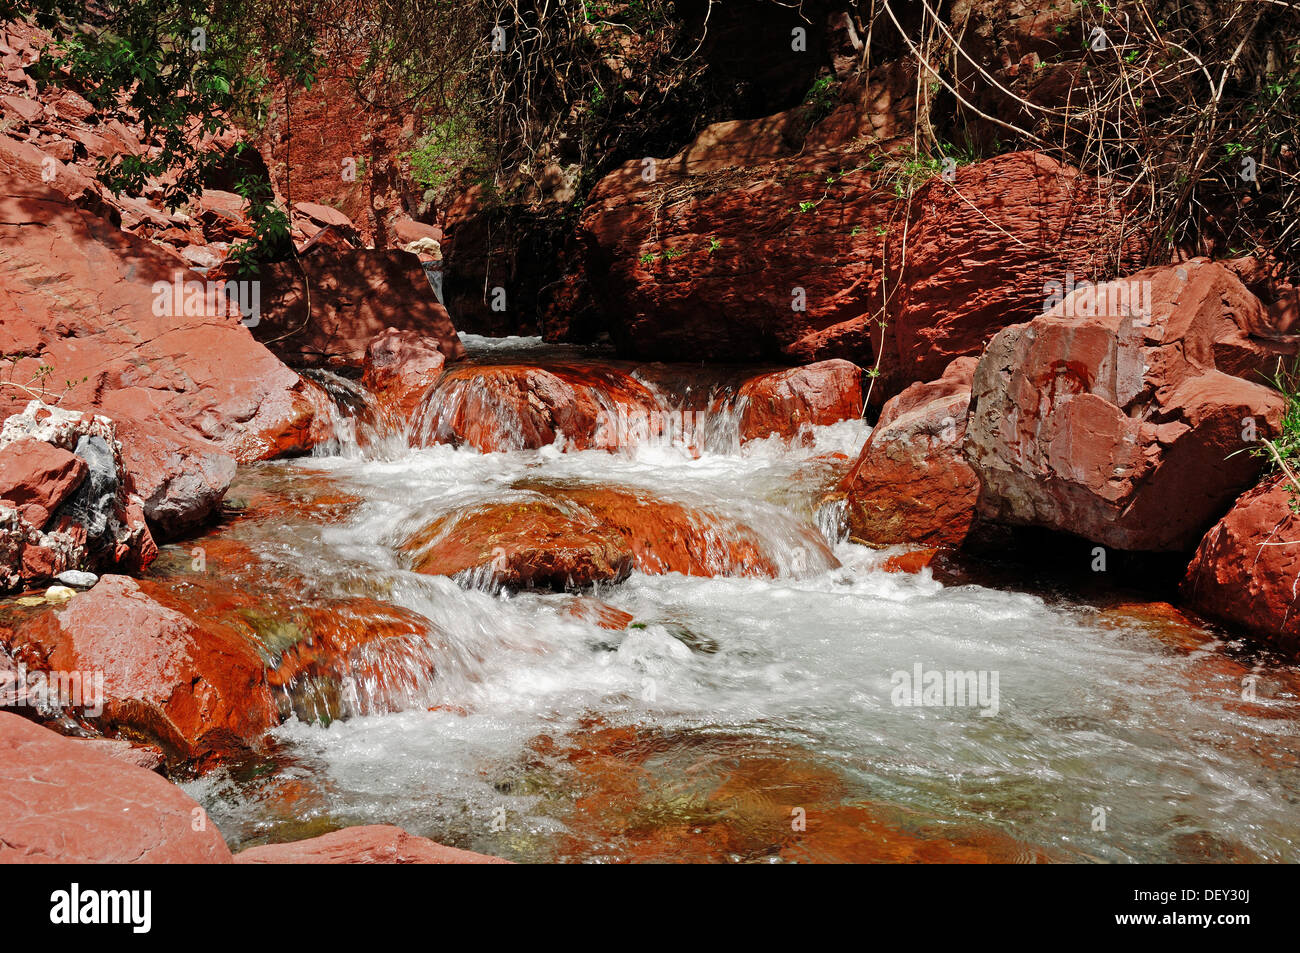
left=966, top=260, right=1287, bottom=551
left=554, top=141, right=1147, bottom=402
left=256, top=247, right=464, bottom=368
left=0, top=711, right=231, bottom=863
left=843, top=357, right=979, bottom=548
left=735, top=359, right=864, bottom=442
left=234, top=825, right=508, bottom=864
left=1182, top=477, right=1300, bottom=660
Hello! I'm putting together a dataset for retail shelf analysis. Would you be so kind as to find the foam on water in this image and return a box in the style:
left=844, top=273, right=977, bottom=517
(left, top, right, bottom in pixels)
left=183, top=349, right=1300, bottom=863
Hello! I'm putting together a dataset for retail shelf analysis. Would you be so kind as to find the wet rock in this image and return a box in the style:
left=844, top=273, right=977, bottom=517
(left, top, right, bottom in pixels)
left=5, top=575, right=279, bottom=762
left=735, top=359, right=864, bottom=442
left=1182, top=477, right=1300, bottom=660
left=234, top=825, right=508, bottom=864
left=0, top=711, right=232, bottom=863
left=360, top=327, right=447, bottom=425
left=563, top=596, right=635, bottom=630
left=965, top=260, right=1288, bottom=552
left=401, top=497, right=635, bottom=590
left=256, top=247, right=464, bottom=369
left=843, top=357, right=979, bottom=548
left=400, top=484, right=833, bottom=589
left=415, top=363, right=661, bottom=453
left=55, top=569, right=97, bottom=588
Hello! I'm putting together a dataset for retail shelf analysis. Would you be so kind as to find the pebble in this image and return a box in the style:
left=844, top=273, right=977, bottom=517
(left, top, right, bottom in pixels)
left=55, top=570, right=98, bottom=588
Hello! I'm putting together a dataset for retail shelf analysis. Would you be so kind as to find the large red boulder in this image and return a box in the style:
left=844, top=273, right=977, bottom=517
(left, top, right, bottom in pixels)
left=5, top=576, right=278, bottom=762
left=401, top=497, right=636, bottom=590
left=842, top=357, right=980, bottom=548
left=1182, top=477, right=1300, bottom=660
left=256, top=246, right=464, bottom=368
left=414, top=363, right=661, bottom=453
left=0, top=712, right=232, bottom=863
left=234, top=825, right=509, bottom=864
left=735, top=359, right=864, bottom=442
left=965, top=260, right=1290, bottom=551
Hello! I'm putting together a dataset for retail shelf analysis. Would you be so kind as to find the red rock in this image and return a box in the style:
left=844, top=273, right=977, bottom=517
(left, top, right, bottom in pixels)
left=551, top=144, right=1147, bottom=403
left=0, top=93, right=42, bottom=123
left=401, top=498, right=635, bottom=590
left=360, top=327, right=447, bottom=424
left=0, top=711, right=232, bottom=863
left=393, top=216, right=444, bottom=246
left=563, top=596, right=635, bottom=630
left=256, top=247, right=464, bottom=368
left=234, top=825, right=508, bottom=864
left=842, top=357, right=979, bottom=548
left=5, top=576, right=279, bottom=762
left=0, top=438, right=87, bottom=528
left=965, top=260, right=1288, bottom=551
left=293, top=201, right=362, bottom=248
left=735, top=359, right=864, bottom=441
left=1182, top=477, right=1300, bottom=660
left=880, top=548, right=943, bottom=574
left=0, top=141, right=335, bottom=471
left=415, top=363, right=660, bottom=453
left=114, top=418, right=236, bottom=539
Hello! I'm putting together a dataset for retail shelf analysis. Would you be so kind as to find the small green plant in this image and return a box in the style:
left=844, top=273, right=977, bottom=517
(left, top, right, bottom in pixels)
left=1249, top=356, right=1300, bottom=512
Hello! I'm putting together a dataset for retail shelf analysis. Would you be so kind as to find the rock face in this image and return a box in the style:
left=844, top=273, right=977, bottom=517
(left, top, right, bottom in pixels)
left=5, top=576, right=278, bottom=761
left=256, top=246, right=464, bottom=368
left=0, top=403, right=155, bottom=589
left=0, top=711, right=232, bottom=863
left=965, top=260, right=1289, bottom=552
left=842, top=357, right=979, bottom=548
left=234, top=825, right=509, bottom=864
left=1182, top=478, right=1300, bottom=660
left=735, top=359, right=863, bottom=441
left=550, top=142, right=1147, bottom=401
left=414, top=363, right=661, bottom=453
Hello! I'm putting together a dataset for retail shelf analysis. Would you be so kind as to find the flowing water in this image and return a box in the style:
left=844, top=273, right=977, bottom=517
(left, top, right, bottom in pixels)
left=177, top=335, right=1300, bottom=863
